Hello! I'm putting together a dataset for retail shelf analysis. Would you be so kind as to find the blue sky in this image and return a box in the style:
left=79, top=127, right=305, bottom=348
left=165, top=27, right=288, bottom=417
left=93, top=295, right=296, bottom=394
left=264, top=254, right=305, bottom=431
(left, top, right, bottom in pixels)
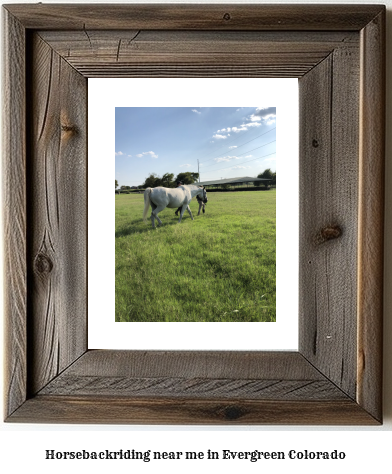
left=115, top=107, right=276, bottom=187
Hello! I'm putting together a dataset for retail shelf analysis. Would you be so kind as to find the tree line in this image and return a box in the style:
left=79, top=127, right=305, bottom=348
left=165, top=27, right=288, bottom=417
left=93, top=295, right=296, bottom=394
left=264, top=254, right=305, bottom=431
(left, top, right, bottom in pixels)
left=116, top=172, right=199, bottom=192
left=256, top=169, right=276, bottom=186
left=116, top=169, right=276, bottom=191
left=143, top=172, right=200, bottom=188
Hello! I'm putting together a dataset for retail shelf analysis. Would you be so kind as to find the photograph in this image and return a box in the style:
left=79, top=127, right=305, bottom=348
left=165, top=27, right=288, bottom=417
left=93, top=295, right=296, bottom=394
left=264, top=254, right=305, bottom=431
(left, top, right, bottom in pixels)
left=115, top=107, right=277, bottom=322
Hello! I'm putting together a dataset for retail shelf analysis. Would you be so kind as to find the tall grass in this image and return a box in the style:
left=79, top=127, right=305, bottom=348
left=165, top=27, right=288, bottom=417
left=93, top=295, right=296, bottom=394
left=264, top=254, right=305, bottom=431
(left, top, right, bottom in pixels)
left=115, top=190, right=276, bottom=322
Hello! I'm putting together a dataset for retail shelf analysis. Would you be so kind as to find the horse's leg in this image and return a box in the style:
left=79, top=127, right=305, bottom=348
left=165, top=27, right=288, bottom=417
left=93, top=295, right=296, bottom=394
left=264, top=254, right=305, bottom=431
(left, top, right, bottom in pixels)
left=187, top=205, right=194, bottom=220
left=202, top=203, right=205, bottom=214
left=150, top=202, right=157, bottom=228
left=178, top=203, right=188, bottom=223
left=197, top=202, right=202, bottom=216
left=152, top=204, right=165, bottom=227
left=178, top=204, right=193, bottom=223
left=152, top=211, right=163, bottom=227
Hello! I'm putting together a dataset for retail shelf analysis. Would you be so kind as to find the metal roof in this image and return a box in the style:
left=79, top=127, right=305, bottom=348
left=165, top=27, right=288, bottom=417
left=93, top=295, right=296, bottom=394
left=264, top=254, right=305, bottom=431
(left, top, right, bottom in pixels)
left=197, top=176, right=270, bottom=186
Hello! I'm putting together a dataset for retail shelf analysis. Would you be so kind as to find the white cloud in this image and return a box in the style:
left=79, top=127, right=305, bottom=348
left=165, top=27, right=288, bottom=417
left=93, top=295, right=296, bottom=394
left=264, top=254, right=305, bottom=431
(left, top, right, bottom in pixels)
left=214, top=154, right=254, bottom=164
left=248, top=107, right=276, bottom=124
left=192, top=109, right=201, bottom=114
left=215, top=155, right=239, bottom=163
left=231, top=165, right=251, bottom=170
left=264, top=116, right=276, bottom=125
left=115, top=151, right=124, bottom=156
left=228, top=146, right=237, bottom=150
left=214, top=122, right=261, bottom=137
left=213, top=106, right=276, bottom=143
left=136, top=151, right=158, bottom=159
left=234, top=122, right=262, bottom=131
left=180, top=164, right=192, bottom=168
left=213, top=109, right=275, bottom=139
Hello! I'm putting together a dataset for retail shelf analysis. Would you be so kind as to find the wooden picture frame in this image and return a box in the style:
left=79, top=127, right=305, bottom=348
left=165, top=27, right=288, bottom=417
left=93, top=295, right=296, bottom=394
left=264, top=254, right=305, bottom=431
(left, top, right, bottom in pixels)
left=3, top=4, right=385, bottom=424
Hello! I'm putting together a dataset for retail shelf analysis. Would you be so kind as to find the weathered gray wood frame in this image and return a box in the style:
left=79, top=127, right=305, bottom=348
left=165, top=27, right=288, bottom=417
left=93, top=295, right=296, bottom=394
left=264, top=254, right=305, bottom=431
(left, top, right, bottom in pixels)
left=3, top=4, right=385, bottom=424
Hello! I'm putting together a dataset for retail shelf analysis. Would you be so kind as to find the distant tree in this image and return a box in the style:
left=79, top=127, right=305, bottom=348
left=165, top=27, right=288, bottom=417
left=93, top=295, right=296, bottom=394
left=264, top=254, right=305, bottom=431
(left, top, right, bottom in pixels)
left=255, top=169, right=276, bottom=187
left=174, top=172, right=199, bottom=185
left=161, top=173, right=175, bottom=188
left=118, top=185, right=130, bottom=194
left=258, top=169, right=274, bottom=180
left=141, top=171, right=200, bottom=188
left=142, top=173, right=162, bottom=188
left=115, top=179, right=118, bottom=190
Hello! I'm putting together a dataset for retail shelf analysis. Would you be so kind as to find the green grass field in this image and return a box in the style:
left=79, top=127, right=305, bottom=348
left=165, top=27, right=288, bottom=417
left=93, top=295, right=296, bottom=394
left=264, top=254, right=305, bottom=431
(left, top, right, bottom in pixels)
left=115, top=190, right=276, bottom=322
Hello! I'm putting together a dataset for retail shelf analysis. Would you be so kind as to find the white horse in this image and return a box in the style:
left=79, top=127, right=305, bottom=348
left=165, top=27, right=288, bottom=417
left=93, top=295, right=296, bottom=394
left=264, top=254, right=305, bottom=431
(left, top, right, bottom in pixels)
left=143, top=185, right=208, bottom=228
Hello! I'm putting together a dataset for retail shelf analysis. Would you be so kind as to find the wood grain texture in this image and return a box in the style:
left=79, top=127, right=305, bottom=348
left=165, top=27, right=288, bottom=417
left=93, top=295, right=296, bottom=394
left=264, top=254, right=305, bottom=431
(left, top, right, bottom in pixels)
left=39, top=30, right=358, bottom=78
left=27, top=33, right=87, bottom=395
left=58, top=350, right=325, bottom=379
left=2, top=9, right=28, bottom=419
left=4, top=4, right=384, bottom=31
left=10, top=351, right=374, bottom=423
left=357, top=9, right=385, bottom=422
left=9, top=396, right=379, bottom=425
left=39, top=376, right=347, bottom=400
left=36, top=351, right=345, bottom=401
left=299, top=41, right=360, bottom=399
left=38, top=352, right=346, bottom=400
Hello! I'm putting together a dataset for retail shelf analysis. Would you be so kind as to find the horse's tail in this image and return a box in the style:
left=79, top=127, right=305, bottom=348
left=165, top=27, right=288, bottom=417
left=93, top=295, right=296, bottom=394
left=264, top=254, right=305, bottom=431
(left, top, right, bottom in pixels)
left=143, top=188, right=152, bottom=222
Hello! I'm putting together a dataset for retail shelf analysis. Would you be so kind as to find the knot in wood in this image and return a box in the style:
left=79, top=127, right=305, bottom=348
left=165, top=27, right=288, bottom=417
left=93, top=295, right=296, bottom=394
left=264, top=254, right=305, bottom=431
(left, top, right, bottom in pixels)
left=312, top=139, right=319, bottom=148
left=34, top=252, right=53, bottom=274
left=223, top=405, right=244, bottom=420
left=315, top=225, right=342, bottom=244
left=61, top=124, right=77, bottom=134
left=223, top=13, right=231, bottom=21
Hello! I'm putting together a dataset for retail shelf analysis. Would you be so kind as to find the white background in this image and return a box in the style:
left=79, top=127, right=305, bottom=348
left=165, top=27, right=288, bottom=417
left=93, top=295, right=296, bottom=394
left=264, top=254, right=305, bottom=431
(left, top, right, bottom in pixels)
left=88, top=77, right=298, bottom=350
left=1, top=1, right=391, bottom=473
